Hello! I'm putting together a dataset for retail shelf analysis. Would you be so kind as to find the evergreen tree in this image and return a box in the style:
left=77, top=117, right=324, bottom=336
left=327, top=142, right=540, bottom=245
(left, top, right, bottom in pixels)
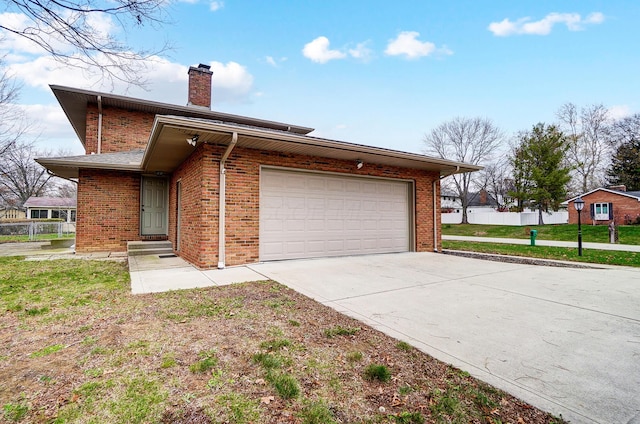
left=607, top=114, right=640, bottom=191
left=509, top=124, right=571, bottom=224
left=607, top=140, right=640, bottom=191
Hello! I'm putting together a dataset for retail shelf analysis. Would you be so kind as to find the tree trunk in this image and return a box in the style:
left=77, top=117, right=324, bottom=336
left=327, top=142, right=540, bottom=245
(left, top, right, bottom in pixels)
left=538, top=208, right=544, bottom=225
left=462, top=207, right=468, bottom=224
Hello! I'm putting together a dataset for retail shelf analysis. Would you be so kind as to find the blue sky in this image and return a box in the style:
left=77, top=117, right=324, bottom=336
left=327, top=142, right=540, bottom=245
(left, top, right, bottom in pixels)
left=1, top=0, right=638, bottom=156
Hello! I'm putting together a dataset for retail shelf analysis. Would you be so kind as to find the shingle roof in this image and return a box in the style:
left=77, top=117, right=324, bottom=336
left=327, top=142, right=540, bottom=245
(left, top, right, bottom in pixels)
left=42, top=150, right=144, bottom=166
left=23, top=197, right=76, bottom=208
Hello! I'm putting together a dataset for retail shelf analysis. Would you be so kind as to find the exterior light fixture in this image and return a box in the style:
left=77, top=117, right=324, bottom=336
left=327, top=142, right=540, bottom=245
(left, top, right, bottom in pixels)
left=186, top=134, right=199, bottom=147
left=356, top=159, right=364, bottom=169
left=574, top=197, right=585, bottom=256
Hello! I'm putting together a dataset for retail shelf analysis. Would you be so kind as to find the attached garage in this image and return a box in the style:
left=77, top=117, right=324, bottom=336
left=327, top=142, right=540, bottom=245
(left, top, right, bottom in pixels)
left=260, top=168, right=413, bottom=261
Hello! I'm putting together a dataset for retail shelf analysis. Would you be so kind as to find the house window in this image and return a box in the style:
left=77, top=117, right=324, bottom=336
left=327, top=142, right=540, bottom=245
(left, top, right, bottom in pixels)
left=593, top=203, right=610, bottom=220
left=52, top=210, right=68, bottom=221
left=30, top=209, right=48, bottom=219
left=71, top=210, right=76, bottom=222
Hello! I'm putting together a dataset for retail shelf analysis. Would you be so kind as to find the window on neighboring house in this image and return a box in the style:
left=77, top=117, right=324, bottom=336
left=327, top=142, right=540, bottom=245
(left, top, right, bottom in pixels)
left=52, top=210, right=68, bottom=221
left=71, top=210, right=76, bottom=222
left=30, top=209, right=48, bottom=219
left=590, top=202, right=613, bottom=221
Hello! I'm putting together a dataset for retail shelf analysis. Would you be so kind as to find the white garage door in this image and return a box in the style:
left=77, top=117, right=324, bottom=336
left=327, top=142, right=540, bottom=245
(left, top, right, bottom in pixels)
left=260, top=168, right=412, bottom=261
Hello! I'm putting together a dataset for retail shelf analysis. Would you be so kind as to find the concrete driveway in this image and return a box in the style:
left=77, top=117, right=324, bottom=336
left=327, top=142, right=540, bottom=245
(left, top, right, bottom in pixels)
left=250, top=252, right=640, bottom=424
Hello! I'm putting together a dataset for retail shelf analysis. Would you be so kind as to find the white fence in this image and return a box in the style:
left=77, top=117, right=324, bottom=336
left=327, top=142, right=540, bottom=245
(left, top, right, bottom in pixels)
left=0, top=221, right=76, bottom=240
left=442, top=211, right=568, bottom=226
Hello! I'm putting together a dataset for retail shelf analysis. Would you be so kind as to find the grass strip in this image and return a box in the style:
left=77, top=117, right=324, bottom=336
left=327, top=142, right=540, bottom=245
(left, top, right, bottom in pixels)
left=442, top=240, right=640, bottom=267
left=441, top=223, right=640, bottom=244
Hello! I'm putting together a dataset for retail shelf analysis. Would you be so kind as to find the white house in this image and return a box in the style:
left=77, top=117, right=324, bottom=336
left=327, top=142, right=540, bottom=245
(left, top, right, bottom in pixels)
left=23, top=197, right=77, bottom=223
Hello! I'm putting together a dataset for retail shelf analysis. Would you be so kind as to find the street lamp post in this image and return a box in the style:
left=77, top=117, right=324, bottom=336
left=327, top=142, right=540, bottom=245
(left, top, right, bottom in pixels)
left=574, top=197, right=585, bottom=256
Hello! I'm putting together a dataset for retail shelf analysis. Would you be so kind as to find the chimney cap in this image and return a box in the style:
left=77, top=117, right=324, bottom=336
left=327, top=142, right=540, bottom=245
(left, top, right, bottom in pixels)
left=189, top=63, right=213, bottom=75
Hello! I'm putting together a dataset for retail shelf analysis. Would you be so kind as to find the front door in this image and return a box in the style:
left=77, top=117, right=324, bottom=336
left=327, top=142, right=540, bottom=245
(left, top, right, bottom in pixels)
left=141, top=177, right=168, bottom=235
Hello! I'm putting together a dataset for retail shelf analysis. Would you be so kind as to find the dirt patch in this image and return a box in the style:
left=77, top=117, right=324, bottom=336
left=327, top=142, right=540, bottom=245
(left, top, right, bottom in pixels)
left=0, top=262, right=565, bottom=423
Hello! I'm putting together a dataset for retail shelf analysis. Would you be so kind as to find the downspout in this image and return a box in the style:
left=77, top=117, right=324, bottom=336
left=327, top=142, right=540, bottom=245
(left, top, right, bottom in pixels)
left=218, top=132, right=238, bottom=269
left=97, top=95, right=103, bottom=154
left=434, top=165, right=460, bottom=252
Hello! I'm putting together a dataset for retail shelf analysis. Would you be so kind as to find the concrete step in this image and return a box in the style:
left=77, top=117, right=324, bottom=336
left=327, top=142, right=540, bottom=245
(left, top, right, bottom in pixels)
left=127, top=241, right=173, bottom=256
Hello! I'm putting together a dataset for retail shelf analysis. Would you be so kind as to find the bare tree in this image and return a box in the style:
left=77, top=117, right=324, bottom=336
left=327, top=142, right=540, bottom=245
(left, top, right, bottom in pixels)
left=480, top=159, right=513, bottom=211
left=1, top=0, right=170, bottom=85
left=556, top=102, right=611, bottom=194
left=423, top=117, right=504, bottom=223
left=0, top=58, right=27, bottom=156
left=0, top=141, right=55, bottom=208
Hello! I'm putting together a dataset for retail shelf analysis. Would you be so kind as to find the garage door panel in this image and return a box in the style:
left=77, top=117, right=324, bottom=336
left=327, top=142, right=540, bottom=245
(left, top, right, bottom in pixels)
left=260, top=169, right=411, bottom=261
left=306, top=219, right=325, bottom=231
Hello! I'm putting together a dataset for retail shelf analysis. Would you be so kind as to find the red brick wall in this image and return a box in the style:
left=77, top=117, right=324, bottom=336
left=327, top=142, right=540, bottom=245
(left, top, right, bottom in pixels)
left=166, top=145, right=440, bottom=268
left=75, top=169, right=141, bottom=252
left=188, top=67, right=212, bottom=108
left=76, top=146, right=441, bottom=266
left=168, top=146, right=218, bottom=267
left=85, top=105, right=155, bottom=154
left=568, top=191, right=640, bottom=225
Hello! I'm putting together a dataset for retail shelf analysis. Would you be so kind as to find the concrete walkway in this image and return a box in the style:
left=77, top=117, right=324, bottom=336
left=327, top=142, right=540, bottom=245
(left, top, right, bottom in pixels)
left=250, top=253, right=640, bottom=424
left=128, top=254, right=267, bottom=294
left=4, top=242, right=640, bottom=423
left=443, top=234, right=640, bottom=252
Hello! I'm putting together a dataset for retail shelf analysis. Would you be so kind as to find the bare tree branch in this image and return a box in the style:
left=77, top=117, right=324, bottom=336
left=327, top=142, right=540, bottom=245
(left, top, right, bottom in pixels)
left=1, top=0, right=171, bottom=86
left=0, top=140, right=55, bottom=208
left=423, top=117, right=504, bottom=223
left=556, top=102, right=611, bottom=194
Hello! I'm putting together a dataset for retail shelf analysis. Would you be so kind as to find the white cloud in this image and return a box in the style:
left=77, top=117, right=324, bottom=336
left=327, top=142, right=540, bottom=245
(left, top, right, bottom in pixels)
left=488, top=12, right=605, bottom=36
left=385, top=31, right=451, bottom=59
left=264, top=56, right=287, bottom=67
left=348, top=42, right=373, bottom=62
left=302, top=36, right=346, bottom=63
left=208, top=61, right=254, bottom=104
left=210, top=1, right=224, bottom=12
left=608, top=105, right=632, bottom=120
left=0, top=12, right=63, bottom=55
left=7, top=55, right=254, bottom=105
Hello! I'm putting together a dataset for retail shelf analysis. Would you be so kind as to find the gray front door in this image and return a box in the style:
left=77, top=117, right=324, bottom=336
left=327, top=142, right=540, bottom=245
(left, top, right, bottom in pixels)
left=141, top=177, right=168, bottom=235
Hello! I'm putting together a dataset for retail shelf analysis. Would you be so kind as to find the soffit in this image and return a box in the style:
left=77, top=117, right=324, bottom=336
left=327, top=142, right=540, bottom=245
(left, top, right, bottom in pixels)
left=142, top=116, right=482, bottom=175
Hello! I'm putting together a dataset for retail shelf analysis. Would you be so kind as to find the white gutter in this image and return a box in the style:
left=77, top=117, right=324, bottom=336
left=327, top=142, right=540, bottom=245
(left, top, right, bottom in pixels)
left=434, top=165, right=460, bottom=252
left=97, top=95, right=103, bottom=154
left=147, top=117, right=482, bottom=173
left=218, top=132, right=238, bottom=269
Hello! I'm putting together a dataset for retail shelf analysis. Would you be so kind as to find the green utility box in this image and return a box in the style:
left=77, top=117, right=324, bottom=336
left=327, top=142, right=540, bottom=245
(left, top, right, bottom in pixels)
left=530, top=229, right=537, bottom=246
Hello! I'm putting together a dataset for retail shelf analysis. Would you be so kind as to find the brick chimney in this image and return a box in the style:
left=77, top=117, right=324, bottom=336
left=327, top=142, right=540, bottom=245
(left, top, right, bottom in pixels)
left=479, top=189, right=487, bottom=205
left=187, top=63, right=213, bottom=109
left=609, top=184, right=627, bottom=192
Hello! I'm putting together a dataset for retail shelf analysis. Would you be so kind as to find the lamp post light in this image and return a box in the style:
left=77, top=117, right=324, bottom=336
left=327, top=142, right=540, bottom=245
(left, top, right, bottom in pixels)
left=574, top=197, right=585, bottom=256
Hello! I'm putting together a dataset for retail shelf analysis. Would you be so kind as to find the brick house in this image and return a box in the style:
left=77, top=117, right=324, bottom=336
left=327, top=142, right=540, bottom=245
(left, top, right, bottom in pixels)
left=564, top=186, right=640, bottom=225
left=37, top=63, right=480, bottom=269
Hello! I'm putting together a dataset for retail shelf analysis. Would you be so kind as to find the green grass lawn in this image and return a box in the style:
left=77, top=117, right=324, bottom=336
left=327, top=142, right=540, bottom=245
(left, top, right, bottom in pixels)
left=0, top=234, right=74, bottom=243
left=0, top=257, right=564, bottom=424
left=442, top=240, right=640, bottom=267
left=441, top=223, right=640, bottom=244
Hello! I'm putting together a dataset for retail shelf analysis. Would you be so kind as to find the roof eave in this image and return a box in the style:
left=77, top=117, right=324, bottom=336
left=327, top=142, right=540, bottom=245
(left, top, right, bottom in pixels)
left=35, top=157, right=142, bottom=179
left=142, top=115, right=481, bottom=175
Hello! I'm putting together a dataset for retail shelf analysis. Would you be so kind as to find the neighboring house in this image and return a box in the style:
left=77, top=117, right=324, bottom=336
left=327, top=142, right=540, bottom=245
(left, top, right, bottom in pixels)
left=564, top=185, right=640, bottom=225
left=465, top=190, right=500, bottom=212
left=36, top=63, right=479, bottom=269
left=440, top=190, right=499, bottom=213
left=440, top=190, right=462, bottom=212
left=0, top=208, right=24, bottom=220
left=23, top=197, right=77, bottom=223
